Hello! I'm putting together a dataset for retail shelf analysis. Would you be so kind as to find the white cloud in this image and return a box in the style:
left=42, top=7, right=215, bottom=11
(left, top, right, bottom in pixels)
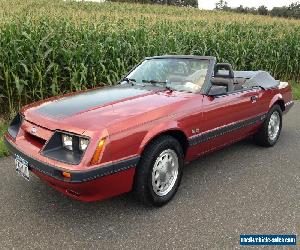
left=198, top=0, right=296, bottom=10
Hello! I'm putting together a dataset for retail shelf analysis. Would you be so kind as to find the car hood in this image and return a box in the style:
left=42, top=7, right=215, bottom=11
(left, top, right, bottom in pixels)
left=22, top=85, right=192, bottom=134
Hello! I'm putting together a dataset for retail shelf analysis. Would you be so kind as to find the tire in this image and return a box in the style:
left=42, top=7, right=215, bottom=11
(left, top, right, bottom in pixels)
left=133, top=135, right=184, bottom=206
left=254, top=104, right=282, bottom=147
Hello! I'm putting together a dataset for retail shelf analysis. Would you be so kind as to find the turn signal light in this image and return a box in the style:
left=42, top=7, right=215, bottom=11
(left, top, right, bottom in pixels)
left=62, top=171, right=71, bottom=178
left=91, top=139, right=106, bottom=165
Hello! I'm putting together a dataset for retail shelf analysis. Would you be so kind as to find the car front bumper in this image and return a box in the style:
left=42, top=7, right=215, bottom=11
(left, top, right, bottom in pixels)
left=4, top=135, right=139, bottom=202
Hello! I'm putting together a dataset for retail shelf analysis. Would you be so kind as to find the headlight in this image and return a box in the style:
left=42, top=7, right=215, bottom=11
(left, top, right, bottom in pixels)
left=79, top=138, right=89, bottom=152
left=43, top=132, right=90, bottom=165
left=62, top=134, right=73, bottom=151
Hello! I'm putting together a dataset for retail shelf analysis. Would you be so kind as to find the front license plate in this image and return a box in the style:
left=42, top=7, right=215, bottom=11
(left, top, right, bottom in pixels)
left=15, top=154, right=30, bottom=181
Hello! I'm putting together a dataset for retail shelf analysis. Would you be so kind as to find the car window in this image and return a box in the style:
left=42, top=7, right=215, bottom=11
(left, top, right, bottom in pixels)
left=126, top=58, right=209, bottom=93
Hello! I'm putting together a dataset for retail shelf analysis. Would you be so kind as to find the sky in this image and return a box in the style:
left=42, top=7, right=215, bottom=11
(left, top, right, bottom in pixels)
left=198, top=0, right=296, bottom=10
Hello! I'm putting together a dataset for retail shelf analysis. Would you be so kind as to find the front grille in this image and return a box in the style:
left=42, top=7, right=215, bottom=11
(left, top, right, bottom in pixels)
left=24, top=132, right=47, bottom=149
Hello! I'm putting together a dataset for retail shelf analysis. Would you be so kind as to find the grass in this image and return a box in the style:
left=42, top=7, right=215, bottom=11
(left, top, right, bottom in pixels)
left=0, top=121, right=9, bottom=157
left=291, top=82, right=300, bottom=100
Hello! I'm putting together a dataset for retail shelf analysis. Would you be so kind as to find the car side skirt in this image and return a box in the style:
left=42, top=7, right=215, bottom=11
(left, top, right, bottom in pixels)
left=188, top=113, right=267, bottom=147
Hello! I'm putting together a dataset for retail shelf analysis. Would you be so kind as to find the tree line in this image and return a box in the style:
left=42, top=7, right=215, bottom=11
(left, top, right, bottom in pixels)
left=215, top=0, right=300, bottom=19
left=107, top=0, right=198, bottom=8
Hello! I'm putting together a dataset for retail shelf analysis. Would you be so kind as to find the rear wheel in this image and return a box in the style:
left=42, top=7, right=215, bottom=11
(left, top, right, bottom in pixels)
left=134, top=135, right=184, bottom=206
left=254, top=104, right=282, bottom=147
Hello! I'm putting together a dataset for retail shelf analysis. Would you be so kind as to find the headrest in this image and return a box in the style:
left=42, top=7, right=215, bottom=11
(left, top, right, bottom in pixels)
left=214, top=63, right=234, bottom=79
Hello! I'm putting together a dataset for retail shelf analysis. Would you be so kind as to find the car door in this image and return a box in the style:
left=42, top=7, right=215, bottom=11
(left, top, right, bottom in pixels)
left=224, top=87, right=266, bottom=140
left=188, top=87, right=264, bottom=158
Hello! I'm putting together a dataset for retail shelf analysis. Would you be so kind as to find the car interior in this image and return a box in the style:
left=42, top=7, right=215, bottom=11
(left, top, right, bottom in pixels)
left=210, top=63, right=248, bottom=95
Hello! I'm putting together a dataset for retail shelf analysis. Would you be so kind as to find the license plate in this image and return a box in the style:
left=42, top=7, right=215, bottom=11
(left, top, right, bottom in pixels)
left=15, top=154, right=30, bottom=181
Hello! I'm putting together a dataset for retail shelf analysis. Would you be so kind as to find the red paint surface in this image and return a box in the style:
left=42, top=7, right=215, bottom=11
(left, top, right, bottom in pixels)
left=6, top=83, right=293, bottom=202
left=32, top=168, right=136, bottom=202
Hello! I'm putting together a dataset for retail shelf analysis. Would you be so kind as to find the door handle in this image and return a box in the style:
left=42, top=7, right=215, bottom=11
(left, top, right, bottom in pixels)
left=250, top=95, right=258, bottom=103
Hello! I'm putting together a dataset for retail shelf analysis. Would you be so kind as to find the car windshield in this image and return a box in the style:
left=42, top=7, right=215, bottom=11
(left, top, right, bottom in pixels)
left=126, top=58, right=210, bottom=93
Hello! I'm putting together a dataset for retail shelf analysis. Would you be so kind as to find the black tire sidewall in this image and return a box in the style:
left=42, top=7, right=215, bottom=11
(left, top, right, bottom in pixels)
left=135, top=136, right=184, bottom=206
left=147, top=141, right=183, bottom=205
left=266, top=105, right=282, bottom=146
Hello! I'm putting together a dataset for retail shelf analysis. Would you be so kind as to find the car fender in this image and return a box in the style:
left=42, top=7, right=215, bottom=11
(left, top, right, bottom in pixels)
left=137, top=120, right=188, bottom=155
left=269, top=93, right=283, bottom=109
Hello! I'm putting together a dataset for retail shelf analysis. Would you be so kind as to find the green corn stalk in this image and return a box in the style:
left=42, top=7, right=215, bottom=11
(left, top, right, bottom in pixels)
left=0, top=0, right=300, bottom=116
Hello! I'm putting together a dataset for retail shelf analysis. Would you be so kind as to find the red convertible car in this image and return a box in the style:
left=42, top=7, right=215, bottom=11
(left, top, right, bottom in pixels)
left=4, top=55, right=294, bottom=206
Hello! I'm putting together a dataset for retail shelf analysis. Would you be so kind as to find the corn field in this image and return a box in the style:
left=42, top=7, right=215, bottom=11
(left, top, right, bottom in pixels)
left=1, top=0, right=300, bottom=115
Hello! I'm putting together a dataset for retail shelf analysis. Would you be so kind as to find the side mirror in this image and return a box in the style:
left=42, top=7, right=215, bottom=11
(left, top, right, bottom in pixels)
left=208, top=86, right=227, bottom=96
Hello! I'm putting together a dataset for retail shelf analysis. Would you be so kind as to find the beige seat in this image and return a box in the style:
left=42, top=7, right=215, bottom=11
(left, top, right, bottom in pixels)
left=188, top=69, right=208, bottom=86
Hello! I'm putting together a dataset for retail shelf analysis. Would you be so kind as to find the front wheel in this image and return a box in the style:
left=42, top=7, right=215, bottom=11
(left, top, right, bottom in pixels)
left=133, top=135, right=184, bottom=206
left=254, top=104, right=282, bottom=147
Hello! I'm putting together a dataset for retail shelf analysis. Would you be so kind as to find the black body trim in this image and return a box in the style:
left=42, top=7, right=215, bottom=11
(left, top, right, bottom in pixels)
left=8, top=113, right=23, bottom=139
left=213, top=86, right=261, bottom=98
left=145, top=55, right=216, bottom=60
left=188, top=114, right=267, bottom=146
left=34, top=85, right=149, bottom=119
left=4, top=137, right=140, bottom=183
left=41, top=131, right=90, bottom=165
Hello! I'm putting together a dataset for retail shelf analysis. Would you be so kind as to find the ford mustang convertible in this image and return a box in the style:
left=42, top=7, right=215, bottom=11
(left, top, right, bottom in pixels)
left=4, top=55, right=294, bottom=206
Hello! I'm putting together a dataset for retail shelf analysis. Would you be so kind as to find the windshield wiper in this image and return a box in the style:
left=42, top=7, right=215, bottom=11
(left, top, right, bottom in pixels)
left=142, top=79, right=173, bottom=91
left=122, top=77, right=136, bottom=85
left=142, top=79, right=166, bottom=84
